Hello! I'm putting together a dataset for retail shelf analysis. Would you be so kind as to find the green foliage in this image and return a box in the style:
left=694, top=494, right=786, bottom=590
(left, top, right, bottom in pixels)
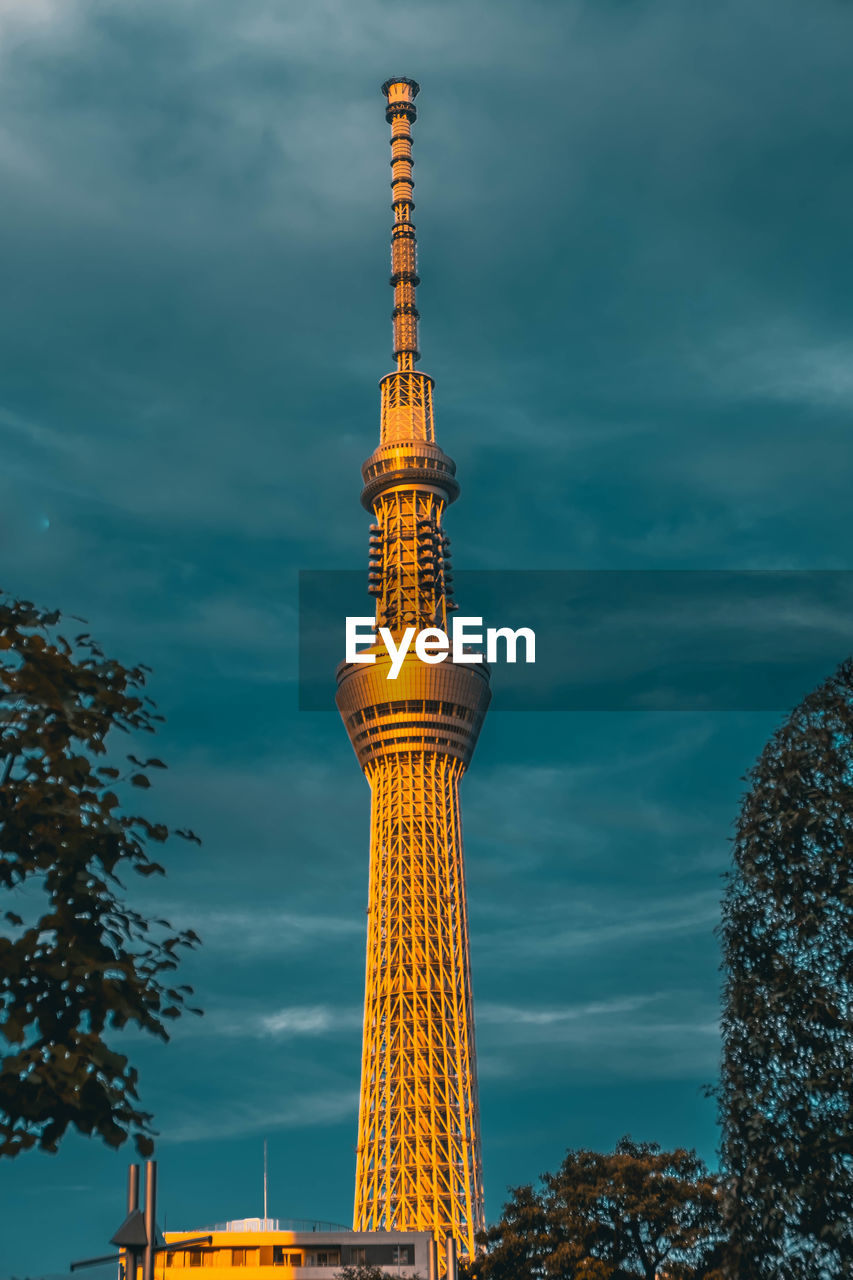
left=337, top=1269, right=424, bottom=1280
left=717, top=658, right=853, bottom=1279
left=0, top=592, right=202, bottom=1158
left=465, top=1137, right=722, bottom=1280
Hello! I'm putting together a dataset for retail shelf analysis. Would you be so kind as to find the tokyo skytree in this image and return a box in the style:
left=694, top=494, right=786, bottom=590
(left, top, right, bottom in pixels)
left=336, top=77, right=490, bottom=1262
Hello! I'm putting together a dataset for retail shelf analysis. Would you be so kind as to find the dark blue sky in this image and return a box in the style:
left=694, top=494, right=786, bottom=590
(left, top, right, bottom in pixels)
left=2, top=1, right=853, bottom=1274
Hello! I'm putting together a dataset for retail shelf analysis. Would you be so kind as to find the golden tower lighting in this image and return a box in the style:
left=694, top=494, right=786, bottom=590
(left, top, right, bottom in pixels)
left=336, top=78, right=490, bottom=1260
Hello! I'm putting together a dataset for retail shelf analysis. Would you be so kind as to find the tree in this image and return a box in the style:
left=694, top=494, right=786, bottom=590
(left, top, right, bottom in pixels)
left=464, top=1137, right=723, bottom=1280
left=337, top=1269, right=424, bottom=1280
left=0, top=592, right=201, bottom=1157
left=717, top=658, right=853, bottom=1280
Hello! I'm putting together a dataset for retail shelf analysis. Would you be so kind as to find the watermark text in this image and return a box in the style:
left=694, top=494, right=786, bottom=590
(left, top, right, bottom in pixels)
left=345, top=616, right=536, bottom=679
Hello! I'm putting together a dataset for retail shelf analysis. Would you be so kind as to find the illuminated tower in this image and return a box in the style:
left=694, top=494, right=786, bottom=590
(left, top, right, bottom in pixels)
left=336, top=78, right=490, bottom=1260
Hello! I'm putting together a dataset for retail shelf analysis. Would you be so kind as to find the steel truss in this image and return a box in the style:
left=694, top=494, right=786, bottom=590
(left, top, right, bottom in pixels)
left=337, top=76, right=490, bottom=1267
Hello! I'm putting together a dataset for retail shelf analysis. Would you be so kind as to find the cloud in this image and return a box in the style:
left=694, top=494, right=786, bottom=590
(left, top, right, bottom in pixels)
left=478, top=994, right=663, bottom=1027
left=477, top=991, right=720, bottom=1081
left=162, top=1089, right=358, bottom=1144
left=122, top=745, right=367, bottom=888
left=187, top=1003, right=363, bottom=1039
left=463, top=728, right=721, bottom=875
left=690, top=320, right=853, bottom=411
left=259, top=1007, right=349, bottom=1036
left=0, top=0, right=79, bottom=45
left=154, top=905, right=364, bottom=955
left=0, top=1, right=846, bottom=1269
left=477, top=888, right=721, bottom=966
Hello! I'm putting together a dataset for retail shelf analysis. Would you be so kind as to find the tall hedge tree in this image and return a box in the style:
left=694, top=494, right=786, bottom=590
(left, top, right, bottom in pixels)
left=0, top=592, right=201, bottom=1157
left=718, top=658, right=853, bottom=1279
left=463, top=1137, right=722, bottom=1280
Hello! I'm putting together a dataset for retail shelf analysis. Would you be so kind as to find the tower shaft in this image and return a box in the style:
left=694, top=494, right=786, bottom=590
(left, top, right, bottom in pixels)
left=337, top=78, right=489, bottom=1261
left=358, top=752, right=482, bottom=1247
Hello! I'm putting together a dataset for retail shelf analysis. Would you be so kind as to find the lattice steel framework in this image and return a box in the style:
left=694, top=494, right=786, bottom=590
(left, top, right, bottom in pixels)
left=336, top=78, right=490, bottom=1263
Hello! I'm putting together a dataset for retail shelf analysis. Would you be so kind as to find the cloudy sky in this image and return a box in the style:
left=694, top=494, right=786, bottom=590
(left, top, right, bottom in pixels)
left=2, top=0, right=853, bottom=1274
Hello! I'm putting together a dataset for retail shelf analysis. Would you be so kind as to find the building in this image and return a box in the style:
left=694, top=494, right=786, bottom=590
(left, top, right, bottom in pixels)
left=156, top=78, right=483, bottom=1280
left=336, top=78, right=490, bottom=1261
left=161, top=1223, right=437, bottom=1278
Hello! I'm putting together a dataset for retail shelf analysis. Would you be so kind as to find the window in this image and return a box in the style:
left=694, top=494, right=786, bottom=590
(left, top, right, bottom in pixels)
left=350, top=1249, right=366, bottom=1266
left=272, top=1248, right=301, bottom=1266
left=231, top=1250, right=246, bottom=1266
left=188, top=1253, right=202, bottom=1268
left=306, top=1251, right=341, bottom=1268
left=363, top=1243, right=415, bottom=1267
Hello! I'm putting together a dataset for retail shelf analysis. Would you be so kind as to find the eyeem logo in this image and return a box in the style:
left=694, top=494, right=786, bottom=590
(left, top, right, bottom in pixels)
left=346, top=616, right=536, bottom=680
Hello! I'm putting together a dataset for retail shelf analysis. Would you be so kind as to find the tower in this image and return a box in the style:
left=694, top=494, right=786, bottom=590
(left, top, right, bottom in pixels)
left=336, top=78, right=490, bottom=1260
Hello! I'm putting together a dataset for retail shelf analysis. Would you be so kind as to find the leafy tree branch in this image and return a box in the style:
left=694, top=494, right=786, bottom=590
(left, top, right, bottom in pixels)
left=0, top=592, right=202, bottom=1158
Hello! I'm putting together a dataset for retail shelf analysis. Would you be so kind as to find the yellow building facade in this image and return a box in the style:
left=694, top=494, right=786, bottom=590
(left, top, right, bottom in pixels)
left=160, top=1225, right=434, bottom=1279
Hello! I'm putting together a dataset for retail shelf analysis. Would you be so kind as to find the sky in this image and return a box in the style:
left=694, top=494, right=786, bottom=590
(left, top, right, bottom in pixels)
left=2, top=0, right=853, bottom=1274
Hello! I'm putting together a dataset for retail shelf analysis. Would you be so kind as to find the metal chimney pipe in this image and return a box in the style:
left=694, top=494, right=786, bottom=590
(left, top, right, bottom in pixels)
left=427, top=1237, right=438, bottom=1280
left=444, top=1236, right=457, bottom=1280
left=128, top=1164, right=140, bottom=1213
left=124, top=1165, right=141, bottom=1280
left=142, top=1160, right=157, bottom=1280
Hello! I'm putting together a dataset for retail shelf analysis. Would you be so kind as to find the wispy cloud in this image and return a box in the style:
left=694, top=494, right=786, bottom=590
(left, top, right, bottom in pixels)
left=478, top=889, right=721, bottom=965
left=162, top=1090, right=358, bottom=1144
left=472, top=722, right=717, bottom=797
left=694, top=325, right=853, bottom=410
left=477, top=991, right=720, bottom=1081
left=159, top=905, right=364, bottom=955
left=0, top=0, right=78, bottom=46
left=478, top=994, right=663, bottom=1027
left=190, top=1003, right=362, bottom=1040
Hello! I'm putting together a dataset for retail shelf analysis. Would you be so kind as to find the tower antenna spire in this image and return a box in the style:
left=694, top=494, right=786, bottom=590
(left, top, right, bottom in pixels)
left=381, top=76, right=421, bottom=372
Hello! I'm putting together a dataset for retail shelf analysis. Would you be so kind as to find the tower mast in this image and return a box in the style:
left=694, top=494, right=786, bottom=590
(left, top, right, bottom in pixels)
left=337, top=78, right=490, bottom=1263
